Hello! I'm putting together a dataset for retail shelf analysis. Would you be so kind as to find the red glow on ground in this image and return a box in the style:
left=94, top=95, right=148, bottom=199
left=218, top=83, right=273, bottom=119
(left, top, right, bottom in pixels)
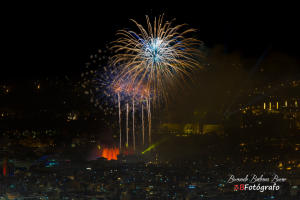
left=89, top=145, right=135, bottom=161
left=3, top=159, right=7, bottom=176
left=101, top=147, right=120, bottom=160
left=122, top=148, right=134, bottom=156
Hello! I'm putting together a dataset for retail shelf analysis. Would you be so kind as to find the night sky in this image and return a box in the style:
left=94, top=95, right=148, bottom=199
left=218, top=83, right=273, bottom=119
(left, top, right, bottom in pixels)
left=3, top=3, right=300, bottom=80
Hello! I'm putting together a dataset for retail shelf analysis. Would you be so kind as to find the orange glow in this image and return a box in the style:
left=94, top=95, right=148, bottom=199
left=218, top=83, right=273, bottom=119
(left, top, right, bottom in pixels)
left=114, top=87, right=122, bottom=93
left=101, top=147, right=119, bottom=160
left=240, top=143, right=246, bottom=147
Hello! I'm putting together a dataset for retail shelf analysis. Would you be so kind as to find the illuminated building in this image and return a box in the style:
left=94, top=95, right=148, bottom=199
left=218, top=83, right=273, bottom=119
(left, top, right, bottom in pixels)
left=160, top=122, right=223, bottom=135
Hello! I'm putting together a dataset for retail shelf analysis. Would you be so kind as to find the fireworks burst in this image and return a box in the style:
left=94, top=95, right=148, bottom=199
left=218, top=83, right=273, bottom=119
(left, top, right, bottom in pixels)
left=80, top=47, right=148, bottom=148
left=80, top=47, right=120, bottom=127
left=111, top=14, right=203, bottom=103
left=80, top=15, right=204, bottom=150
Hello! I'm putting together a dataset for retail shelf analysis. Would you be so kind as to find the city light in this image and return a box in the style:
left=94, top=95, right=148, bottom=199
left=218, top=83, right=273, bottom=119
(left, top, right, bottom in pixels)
left=1, top=7, right=300, bottom=200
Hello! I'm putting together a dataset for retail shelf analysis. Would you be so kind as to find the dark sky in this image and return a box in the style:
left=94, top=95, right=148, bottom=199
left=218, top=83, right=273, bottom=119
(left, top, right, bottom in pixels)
left=3, top=3, right=300, bottom=80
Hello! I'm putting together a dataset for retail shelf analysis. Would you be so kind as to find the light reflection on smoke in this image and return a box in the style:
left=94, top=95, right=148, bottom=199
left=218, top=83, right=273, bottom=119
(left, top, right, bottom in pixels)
left=101, top=147, right=119, bottom=160
left=89, top=145, right=120, bottom=161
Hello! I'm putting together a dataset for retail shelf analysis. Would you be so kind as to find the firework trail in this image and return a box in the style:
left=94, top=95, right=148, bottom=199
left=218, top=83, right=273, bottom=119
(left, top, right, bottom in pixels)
left=111, top=14, right=203, bottom=104
left=126, top=103, right=129, bottom=148
left=117, top=92, right=122, bottom=149
left=146, top=96, right=152, bottom=144
left=132, top=97, right=135, bottom=151
left=142, top=103, right=145, bottom=145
